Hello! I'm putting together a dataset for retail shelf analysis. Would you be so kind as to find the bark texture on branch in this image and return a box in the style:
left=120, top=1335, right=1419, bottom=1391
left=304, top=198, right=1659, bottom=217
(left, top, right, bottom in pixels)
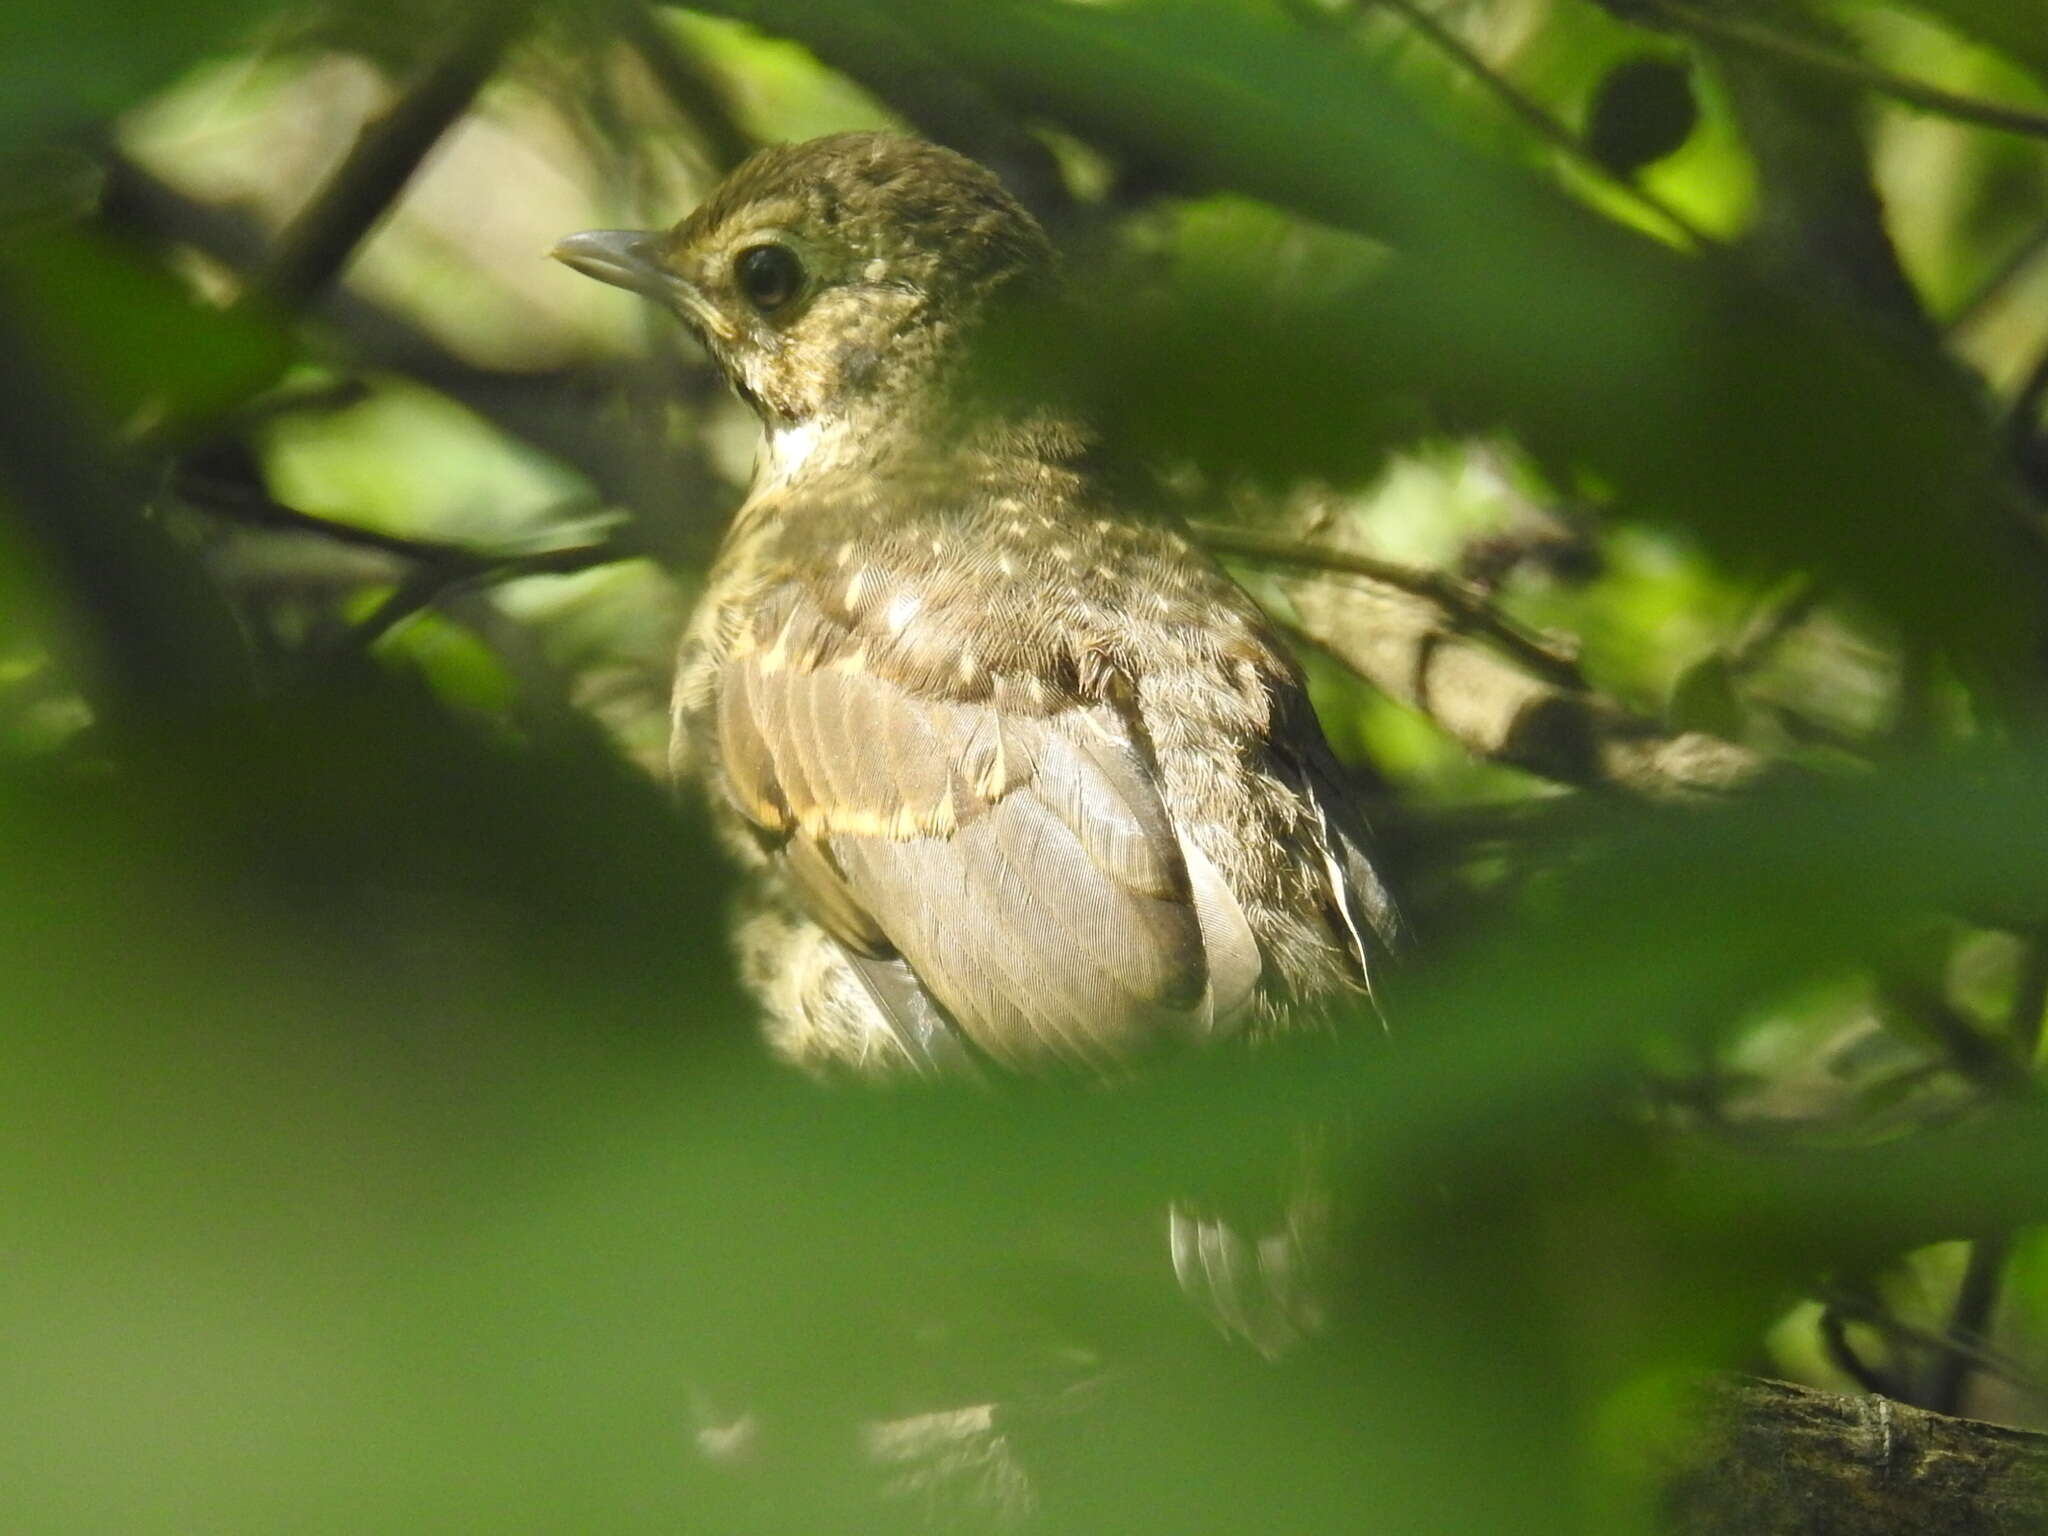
left=1657, top=1376, right=2048, bottom=1535
left=1274, top=567, right=1765, bottom=799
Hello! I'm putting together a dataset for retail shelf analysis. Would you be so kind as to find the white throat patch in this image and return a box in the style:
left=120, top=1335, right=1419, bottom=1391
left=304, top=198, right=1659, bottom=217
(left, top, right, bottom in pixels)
left=756, top=419, right=826, bottom=491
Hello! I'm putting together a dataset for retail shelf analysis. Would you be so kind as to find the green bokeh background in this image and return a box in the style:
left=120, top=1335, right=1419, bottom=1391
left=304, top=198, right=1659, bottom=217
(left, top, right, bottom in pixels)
left=4, top=0, right=2048, bottom=1529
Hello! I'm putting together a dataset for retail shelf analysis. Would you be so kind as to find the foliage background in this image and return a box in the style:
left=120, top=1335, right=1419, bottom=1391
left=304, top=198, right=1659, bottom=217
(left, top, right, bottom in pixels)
left=5, top=0, right=2048, bottom=1529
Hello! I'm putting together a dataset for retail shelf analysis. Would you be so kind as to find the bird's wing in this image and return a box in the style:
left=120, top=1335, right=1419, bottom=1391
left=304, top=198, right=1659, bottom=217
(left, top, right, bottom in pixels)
left=715, top=581, right=1233, bottom=1073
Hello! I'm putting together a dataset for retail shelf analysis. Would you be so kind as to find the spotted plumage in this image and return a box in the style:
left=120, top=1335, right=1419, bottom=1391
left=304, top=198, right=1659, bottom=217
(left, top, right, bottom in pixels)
left=555, top=131, right=1399, bottom=1079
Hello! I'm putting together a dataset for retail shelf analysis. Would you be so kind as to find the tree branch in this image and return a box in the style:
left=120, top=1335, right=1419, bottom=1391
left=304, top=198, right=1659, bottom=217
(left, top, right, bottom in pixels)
left=1189, top=521, right=1585, bottom=686
left=176, top=471, right=502, bottom=566
left=96, top=148, right=738, bottom=547
left=174, top=469, right=638, bottom=642
left=1820, top=1303, right=1903, bottom=1398
left=1656, top=1375, right=2048, bottom=1535
left=1923, top=936, right=2048, bottom=1415
left=1211, top=524, right=1767, bottom=798
left=250, top=1, right=528, bottom=314
left=1822, top=1287, right=2048, bottom=1406
left=1642, top=0, right=2048, bottom=144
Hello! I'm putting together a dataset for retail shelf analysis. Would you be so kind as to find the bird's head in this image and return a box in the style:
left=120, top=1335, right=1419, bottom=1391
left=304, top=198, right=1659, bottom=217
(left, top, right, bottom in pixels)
left=553, top=132, right=1055, bottom=443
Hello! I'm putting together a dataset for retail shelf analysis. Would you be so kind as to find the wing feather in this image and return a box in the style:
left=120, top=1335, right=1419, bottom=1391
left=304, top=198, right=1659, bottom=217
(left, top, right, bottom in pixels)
left=987, top=778, right=1202, bottom=1013
left=1026, top=713, right=1187, bottom=901
left=717, top=661, right=787, bottom=831
left=716, top=582, right=1225, bottom=1070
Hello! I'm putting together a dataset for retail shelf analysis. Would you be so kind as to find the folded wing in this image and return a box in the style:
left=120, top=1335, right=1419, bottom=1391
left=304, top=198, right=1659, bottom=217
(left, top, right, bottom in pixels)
left=716, top=584, right=1254, bottom=1071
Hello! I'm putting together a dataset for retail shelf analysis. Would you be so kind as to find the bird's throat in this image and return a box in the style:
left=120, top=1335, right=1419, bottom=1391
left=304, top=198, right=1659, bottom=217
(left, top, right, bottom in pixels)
left=756, top=418, right=830, bottom=493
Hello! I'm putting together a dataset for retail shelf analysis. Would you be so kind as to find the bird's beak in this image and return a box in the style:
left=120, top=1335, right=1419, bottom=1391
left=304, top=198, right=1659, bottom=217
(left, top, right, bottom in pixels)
left=551, top=228, right=736, bottom=343
left=550, top=228, right=671, bottom=300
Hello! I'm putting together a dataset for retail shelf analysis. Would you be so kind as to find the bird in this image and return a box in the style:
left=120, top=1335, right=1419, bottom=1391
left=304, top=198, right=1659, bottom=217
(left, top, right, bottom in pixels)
left=552, top=130, right=1400, bottom=1084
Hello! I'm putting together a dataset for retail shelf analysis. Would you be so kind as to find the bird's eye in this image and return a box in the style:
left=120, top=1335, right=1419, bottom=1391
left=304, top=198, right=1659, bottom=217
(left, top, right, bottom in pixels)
left=734, top=243, right=804, bottom=313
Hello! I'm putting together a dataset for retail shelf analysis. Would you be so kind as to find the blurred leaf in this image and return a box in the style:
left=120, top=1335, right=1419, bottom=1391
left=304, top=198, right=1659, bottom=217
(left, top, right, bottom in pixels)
left=6, top=3, right=2048, bottom=1529
left=371, top=603, right=518, bottom=711
left=864, top=0, right=2035, bottom=675
left=1586, top=55, right=1700, bottom=176
left=0, top=669, right=751, bottom=1531
left=0, top=146, right=106, bottom=226
left=261, top=377, right=586, bottom=541
left=8, top=656, right=2048, bottom=1529
left=0, top=0, right=282, bottom=146
left=0, top=299, right=253, bottom=720
left=1865, top=0, right=2048, bottom=90
left=1668, top=650, right=1744, bottom=736
left=1, top=225, right=291, bottom=436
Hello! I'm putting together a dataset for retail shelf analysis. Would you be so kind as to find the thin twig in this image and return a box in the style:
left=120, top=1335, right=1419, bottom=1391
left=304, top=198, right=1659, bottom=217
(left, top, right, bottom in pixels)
left=2013, top=935, right=2048, bottom=1066
left=178, top=471, right=490, bottom=565
left=1924, top=936, right=2048, bottom=1414
left=1726, top=575, right=1819, bottom=676
left=1819, top=1302, right=1899, bottom=1397
left=1823, top=1286, right=2048, bottom=1405
left=1926, top=1236, right=2011, bottom=1415
left=347, top=564, right=460, bottom=651
left=99, top=145, right=452, bottom=368
left=2007, top=344, right=2048, bottom=460
left=617, top=0, right=754, bottom=173
left=100, top=149, right=722, bottom=517
left=338, top=537, right=637, bottom=653
left=177, top=471, right=635, bottom=586
left=1646, top=0, right=2048, bottom=143
left=1878, top=976, right=2034, bottom=1099
left=250, top=0, right=527, bottom=313
left=1189, top=521, right=1585, bottom=687
left=1347, top=0, right=1711, bottom=248
left=1948, top=217, right=2048, bottom=334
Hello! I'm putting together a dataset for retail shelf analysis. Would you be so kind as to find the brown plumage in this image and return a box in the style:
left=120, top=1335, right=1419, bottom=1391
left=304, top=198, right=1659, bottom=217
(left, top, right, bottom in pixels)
left=555, top=131, right=1399, bottom=1080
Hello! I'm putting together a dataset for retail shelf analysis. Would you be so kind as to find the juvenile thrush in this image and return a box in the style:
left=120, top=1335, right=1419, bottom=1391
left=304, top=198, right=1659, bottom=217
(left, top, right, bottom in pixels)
left=554, top=131, right=1399, bottom=1080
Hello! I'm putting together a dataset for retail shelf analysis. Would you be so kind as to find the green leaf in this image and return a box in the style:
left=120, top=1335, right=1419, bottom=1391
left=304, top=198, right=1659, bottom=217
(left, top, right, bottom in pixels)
left=871, top=0, right=2031, bottom=677
left=1668, top=651, right=1744, bottom=737
left=1860, top=0, right=2048, bottom=90
left=0, top=0, right=283, bottom=146
left=1, top=226, right=291, bottom=435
